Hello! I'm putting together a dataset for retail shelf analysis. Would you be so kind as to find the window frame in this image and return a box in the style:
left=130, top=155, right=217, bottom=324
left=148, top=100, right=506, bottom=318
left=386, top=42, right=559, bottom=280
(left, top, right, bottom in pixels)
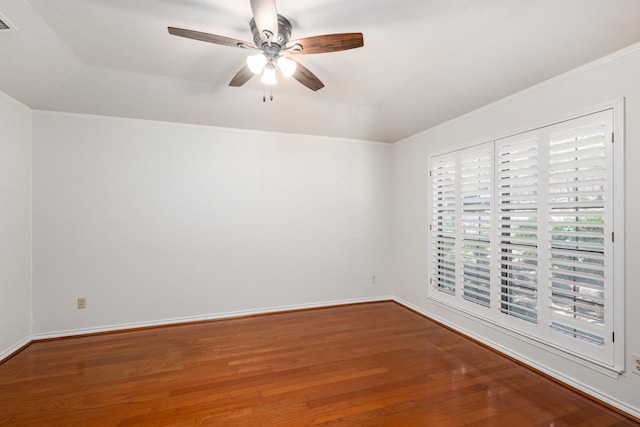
left=427, top=100, right=625, bottom=375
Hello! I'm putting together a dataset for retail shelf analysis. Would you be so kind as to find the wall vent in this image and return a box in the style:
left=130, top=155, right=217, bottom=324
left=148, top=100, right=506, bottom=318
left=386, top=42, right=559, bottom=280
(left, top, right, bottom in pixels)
left=0, top=13, right=17, bottom=32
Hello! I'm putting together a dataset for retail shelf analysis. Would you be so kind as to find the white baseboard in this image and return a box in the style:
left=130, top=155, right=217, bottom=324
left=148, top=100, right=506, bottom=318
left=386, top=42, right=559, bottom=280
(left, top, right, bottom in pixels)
left=27, top=295, right=394, bottom=341
left=392, top=296, right=640, bottom=420
left=0, top=336, right=32, bottom=362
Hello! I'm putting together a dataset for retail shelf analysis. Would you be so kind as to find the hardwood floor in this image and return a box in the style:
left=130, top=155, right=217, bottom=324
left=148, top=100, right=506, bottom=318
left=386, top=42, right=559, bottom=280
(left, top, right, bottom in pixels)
left=0, top=302, right=636, bottom=426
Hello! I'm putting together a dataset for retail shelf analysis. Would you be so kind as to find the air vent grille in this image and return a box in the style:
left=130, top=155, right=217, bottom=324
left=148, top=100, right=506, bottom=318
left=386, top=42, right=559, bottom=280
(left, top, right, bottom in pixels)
left=0, top=13, right=16, bottom=31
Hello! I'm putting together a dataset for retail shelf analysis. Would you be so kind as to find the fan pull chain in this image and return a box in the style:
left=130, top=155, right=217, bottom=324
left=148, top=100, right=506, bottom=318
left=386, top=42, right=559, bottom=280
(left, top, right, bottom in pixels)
left=262, top=88, right=274, bottom=103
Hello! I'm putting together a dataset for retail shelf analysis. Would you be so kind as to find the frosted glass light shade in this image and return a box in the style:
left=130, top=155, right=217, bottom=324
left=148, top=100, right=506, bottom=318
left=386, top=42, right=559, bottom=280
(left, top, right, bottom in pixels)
left=277, top=56, right=297, bottom=78
left=247, top=53, right=267, bottom=74
left=261, top=66, right=277, bottom=85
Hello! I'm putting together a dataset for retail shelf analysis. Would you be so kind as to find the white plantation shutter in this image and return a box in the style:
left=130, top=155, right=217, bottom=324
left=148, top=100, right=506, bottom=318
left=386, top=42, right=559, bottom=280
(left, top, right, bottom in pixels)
left=496, top=137, right=539, bottom=324
left=546, top=112, right=613, bottom=361
left=460, top=144, right=492, bottom=307
left=431, top=154, right=457, bottom=295
left=428, top=106, right=622, bottom=370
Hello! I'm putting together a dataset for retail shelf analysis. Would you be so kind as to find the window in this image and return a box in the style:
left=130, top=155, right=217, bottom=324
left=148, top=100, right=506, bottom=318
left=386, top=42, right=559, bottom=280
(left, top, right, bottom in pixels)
left=431, top=156, right=457, bottom=296
left=497, top=136, right=539, bottom=324
left=429, top=106, right=623, bottom=371
left=460, top=144, right=493, bottom=308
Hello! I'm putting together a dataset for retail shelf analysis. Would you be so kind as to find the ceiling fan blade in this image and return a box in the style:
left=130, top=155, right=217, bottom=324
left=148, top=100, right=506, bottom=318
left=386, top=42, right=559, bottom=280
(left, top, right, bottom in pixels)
left=168, top=27, right=252, bottom=49
left=229, top=65, right=255, bottom=87
left=291, top=61, right=324, bottom=91
left=287, top=33, right=364, bottom=54
left=250, top=0, right=278, bottom=41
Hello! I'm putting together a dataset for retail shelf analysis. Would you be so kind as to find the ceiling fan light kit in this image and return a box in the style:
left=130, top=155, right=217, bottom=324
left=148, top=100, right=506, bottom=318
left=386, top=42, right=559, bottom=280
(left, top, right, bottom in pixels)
left=261, top=64, right=278, bottom=85
left=276, top=56, right=296, bottom=78
left=246, top=53, right=267, bottom=74
left=168, top=0, right=364, bottom=94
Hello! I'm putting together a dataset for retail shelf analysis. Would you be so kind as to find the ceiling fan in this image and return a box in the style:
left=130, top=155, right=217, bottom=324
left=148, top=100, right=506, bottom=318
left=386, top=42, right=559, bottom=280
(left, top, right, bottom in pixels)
left=168, top=0, right=364, bottom=91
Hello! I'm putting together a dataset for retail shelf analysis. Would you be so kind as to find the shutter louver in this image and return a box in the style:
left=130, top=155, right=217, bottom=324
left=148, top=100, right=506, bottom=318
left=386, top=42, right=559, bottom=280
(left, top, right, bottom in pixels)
left=431, top=155, right=457, bottom=295
left=548, top=122, right=608, bottom=347
left=460, top=146, right=492, bottom=307
left=497, top=138, right=538, bottom=323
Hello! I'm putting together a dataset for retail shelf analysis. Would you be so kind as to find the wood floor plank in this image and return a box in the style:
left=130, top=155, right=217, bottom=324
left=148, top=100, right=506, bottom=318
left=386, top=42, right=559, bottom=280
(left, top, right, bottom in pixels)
left=0, top=302, right=636, bottom=426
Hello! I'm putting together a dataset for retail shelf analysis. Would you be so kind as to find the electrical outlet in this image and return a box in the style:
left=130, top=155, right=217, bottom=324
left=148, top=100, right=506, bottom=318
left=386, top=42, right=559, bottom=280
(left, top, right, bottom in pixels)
left=633, top=354, right=640, bottom=375
left=371, top=275, right=377, bottom=285
left=77, top=298, right=86, bottom=309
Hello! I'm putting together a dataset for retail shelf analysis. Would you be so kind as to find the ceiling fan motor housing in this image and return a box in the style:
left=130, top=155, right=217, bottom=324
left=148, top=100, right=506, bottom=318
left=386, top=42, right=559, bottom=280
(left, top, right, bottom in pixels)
left=250, top=14, right=293, bottom=48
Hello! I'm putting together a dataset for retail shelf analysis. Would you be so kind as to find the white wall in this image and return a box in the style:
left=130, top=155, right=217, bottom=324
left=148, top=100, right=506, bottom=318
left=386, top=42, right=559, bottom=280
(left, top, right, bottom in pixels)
left=0, top=92, right=32, bottom=359
left=32, top=113, right=391, bottom=334
left=391, top=45, right=640, bottom=415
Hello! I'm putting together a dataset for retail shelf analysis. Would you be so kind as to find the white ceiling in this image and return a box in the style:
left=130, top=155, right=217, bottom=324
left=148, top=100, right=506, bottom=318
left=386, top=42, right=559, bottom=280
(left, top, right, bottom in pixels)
left=1, top=0, right=640, bottom=142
